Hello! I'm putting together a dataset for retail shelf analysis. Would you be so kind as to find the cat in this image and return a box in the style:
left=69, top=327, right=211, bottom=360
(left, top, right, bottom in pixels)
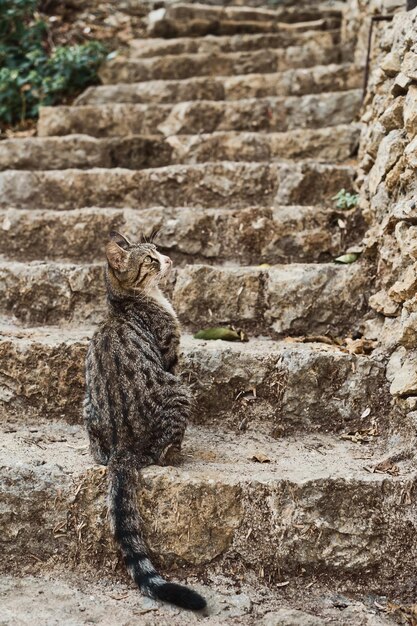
left=83, top=230, right=206, bottom=611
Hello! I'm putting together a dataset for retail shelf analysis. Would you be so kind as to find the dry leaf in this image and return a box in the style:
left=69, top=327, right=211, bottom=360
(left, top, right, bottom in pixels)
left=251, top=452, right=270, bottom=463
left=386, top=601, right=417, bottom=625
left=194, top=326, right=248, bottom=342
left=340, top=425, right=379, bottom=444
left=344, top=337, right=377, bottom=354
left=236, top=388, right=257, bottom=402
left=373, top=459, right=400, bottom=476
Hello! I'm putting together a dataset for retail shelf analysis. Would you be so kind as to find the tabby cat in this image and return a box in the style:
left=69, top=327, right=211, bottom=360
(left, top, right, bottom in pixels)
left=83, top=230, right=206, bottom=611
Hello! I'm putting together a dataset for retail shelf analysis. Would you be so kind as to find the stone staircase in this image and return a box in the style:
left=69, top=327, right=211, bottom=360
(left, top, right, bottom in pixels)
left=1, top=2, right=415, bottom=624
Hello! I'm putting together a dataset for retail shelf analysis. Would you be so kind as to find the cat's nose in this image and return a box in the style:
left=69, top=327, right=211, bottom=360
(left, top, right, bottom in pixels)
left=162, top=255, right=173, bottom=266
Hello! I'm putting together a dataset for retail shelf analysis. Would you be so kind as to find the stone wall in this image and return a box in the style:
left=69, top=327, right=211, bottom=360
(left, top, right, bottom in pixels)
left=342, top=0, right=407, bottom=64
left=356, top=7, right=417, bottom=402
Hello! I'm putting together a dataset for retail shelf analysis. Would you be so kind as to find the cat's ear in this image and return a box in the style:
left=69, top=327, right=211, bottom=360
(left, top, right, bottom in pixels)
left=106, top=239, right=130, bottom=272
left=109, top=230, right=132, bottom=250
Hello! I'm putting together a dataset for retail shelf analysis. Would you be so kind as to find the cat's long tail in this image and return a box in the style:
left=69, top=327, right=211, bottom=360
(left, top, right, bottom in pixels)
left=107, top=452, right=207, bottom=611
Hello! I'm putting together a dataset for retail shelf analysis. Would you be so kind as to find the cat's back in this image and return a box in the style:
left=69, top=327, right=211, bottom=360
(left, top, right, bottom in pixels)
left=88, top=311, right=156, bottom=362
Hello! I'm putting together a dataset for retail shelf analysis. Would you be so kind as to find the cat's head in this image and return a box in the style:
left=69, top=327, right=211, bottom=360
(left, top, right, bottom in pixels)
left=105, top=230, right=172, bottom=294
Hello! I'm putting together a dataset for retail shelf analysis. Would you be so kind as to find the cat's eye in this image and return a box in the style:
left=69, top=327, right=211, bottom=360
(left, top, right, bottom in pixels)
left=143, top=255, right=153, bottom=264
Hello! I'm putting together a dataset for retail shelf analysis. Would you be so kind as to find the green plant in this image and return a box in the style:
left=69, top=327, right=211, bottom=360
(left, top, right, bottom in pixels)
left=332, top=188, right=359, bottom=210
left=0, top=0, right=106, bottom=126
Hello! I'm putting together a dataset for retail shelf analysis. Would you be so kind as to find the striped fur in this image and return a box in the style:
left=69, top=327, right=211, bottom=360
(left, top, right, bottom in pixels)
left=84, top=231, right=206, bottom=611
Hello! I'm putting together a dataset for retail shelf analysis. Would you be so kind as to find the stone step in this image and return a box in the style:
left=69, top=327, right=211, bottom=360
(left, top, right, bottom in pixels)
left=0, top=162, right=355, bottom=210
left=0, top=204, right=364, bottom=265
left=0, top=125, right=361, bottom=171
left=148, top=2, right=342, bottom=25
left=0, top=324, right=391, bottom=435
left=0, top=259, right=368, bottom=335
left=99, top=41, right=341, bottom=84
left=76, top=63, right=362, bottom=105
left=153, top=0, right=345, bottom=6
left=153, top=0, right=343, bottom=6
left=128, top=28, right=339, bottom=58
left=2, top=421, right=414, bottom=594
left=146, top=4, right=342, bottom=37
left=38, top=91, right=361, bottom=138
left=0, top=573, right=394, bottom=626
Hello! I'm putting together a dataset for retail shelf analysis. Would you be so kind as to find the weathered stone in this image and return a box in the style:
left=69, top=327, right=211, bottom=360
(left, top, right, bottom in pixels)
left=401, top=50, right=417, bottom=81
left=0, top=328, right=392, bottom=435
left=388, top=264, right=417, bottom=302
left=0, top=575, right=251, bottom=626
left=2, top=0, right=416, bottom=612
left=77, top=63, right=362, bottom=105
left=0, top=204, right=365, bottom=265
left=100, top=41, right=340, bottom=84
left=404, top=85, right=417, bottom=136
left=129, top=29, right=338, bottom=58
left=359, top=122, right=385, bottom=162
left=381, top=51, right=401, bottom=77
left=368, top=129, right=407, bottom=195
left=0, top=125, right=361, bottom=171
left=379, top=96, right=404, bottom=132
left=0, top=574, right=394, bottom=626
left=395, top=220, right=417, bottom=260
left=171, top=262, right=369, bottom=336
left=262, top=610, right=325, bottom=626
left=369, top=290, right=400, bottom=317
left=2, top=421, right=417, bottom=592
left=0, top=135, right=172, bottom=171
left=146, top=4, right=341, bottom=38
left=0, top=261, right=104, bottom=325
left=161, top=125, right=360, bottom=165
left=0, top=163, right=355, bottom=211
left=264, top=263, right=370, bottom=336
left=39, top=91, right=362, bottom=137
left=172, top=265, right=261, bottom=329
left=0, top=259, right=367, bottom=335
left=387, top=347, right=417, bottom=396
left=405, top=134, right=417, bottom=169
left=397, top=309, right=417, bottom=348
left=391, top=72, right=412, bottom=96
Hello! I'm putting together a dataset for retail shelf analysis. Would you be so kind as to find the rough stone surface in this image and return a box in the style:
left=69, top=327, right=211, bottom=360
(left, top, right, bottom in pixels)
left=2, top=421, right=416, bottom=593
left=129, top=29, right=339, bottom=58
left=99, top=41, right=341, bottom=83
left=77, top=63, right=362, bottom=105
left=0, top=163, right=355, bottom=210
left=0, top=260, right=104, bottom=325
left=0, top=204, right=365, bottom=265
left=146, top=4, right=342, bottom=38
left=0, top=125, right=361, bottom=171
left=172, top=262, right=370, bottom=336
left=0, top=327, right=393, bottom=438
left=39, top=91, right=362, bottom=137
left=0, top=260, right=368, bottom=336
left=357, top=8, right=417, bottom=398
left=1, top=1, right=416, bottom=619
left=0, top=574, right=396, bottom=626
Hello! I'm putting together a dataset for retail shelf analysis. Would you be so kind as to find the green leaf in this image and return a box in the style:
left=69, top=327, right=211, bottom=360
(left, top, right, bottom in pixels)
left=332, top=188, right=359, bottom=210
left=0, top=1, right=106, bottom=126
left=334, top=253, right=359, bottom=264
left=194, top=327, right=248, bottom=342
